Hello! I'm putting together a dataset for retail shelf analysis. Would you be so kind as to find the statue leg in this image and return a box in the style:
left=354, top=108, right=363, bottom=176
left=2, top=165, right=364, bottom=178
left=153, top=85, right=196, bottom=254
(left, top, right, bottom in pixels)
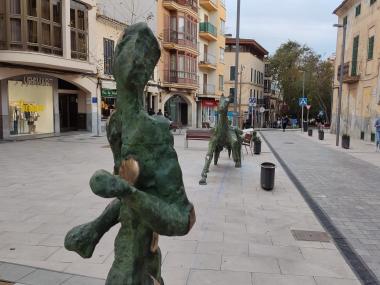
left=199, top=141, right=216, bottom=185
left=65, top=199, right=121, bottom=258
left=214, top=146, right=222, bottom=166
left=232, top=141, right=242, bottom=168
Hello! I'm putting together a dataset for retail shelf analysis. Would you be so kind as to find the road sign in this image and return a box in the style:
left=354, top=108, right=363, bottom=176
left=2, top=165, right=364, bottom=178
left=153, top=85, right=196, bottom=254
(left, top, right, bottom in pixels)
left=259, top=107, right=265, bottom=113
left=306, top=105, right=311, bottom=110
left=299, top=97, right=308, bottom=107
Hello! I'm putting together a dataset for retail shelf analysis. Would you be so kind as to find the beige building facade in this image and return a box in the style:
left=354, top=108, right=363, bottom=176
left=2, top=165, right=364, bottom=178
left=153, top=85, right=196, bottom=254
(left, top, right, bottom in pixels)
left=0, top=0, right=102, bottom=140
left=224, top=38, right=268, bottom=127
left=333, top=0, right=380, bottom=141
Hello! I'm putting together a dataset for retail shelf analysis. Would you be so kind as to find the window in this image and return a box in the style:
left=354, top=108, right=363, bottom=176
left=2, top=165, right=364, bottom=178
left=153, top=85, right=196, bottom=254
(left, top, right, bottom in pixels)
left=355, top=4, right=361, bottom=16
left=230, top=66, right=236, bottom=81
left=352, top=35, right=359, bottom=76
left=104, top=38, right=115, bottom=75
left=0, top=1, right=5, bottom=48
left=251, top=68, right=253, bottom=82
left=368, top=36, right=375, bottom=60
left=219, top=47, right=224, bottom=63
left=70, top=0, right=88, bottom=60
left=219, top=75, right=224, bottom=91
left=343, top=16, right=348, bottom=26
left=254, top=70, right=257, bottom=83
left=229, top=88, right=235, bottom=102
left=370, top=0, right=377, bottom=5
left=220, top=19, right=225, bottom=35
left=1, top=0, right=62, bottom=54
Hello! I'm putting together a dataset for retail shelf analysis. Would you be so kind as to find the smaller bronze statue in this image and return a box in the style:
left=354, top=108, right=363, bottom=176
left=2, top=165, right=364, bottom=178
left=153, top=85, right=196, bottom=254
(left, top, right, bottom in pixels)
left=64, top=23, right=195, bottom=285
left=199, top=95, right=242, bottom=185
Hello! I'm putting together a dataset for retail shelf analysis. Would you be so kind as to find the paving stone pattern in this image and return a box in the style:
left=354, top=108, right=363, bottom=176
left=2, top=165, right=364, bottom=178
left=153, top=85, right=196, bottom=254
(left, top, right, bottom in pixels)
left=263, top=131, right=380, bottom=281
left=0, top=133, right=360, bottom=284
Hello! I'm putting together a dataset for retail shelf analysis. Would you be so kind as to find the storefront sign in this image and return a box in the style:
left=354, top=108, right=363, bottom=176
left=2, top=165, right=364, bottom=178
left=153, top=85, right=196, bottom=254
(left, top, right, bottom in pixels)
left=102, top=89, right=117, bottom=98
left=202, top=100, right=218, bottom=107
left=22, top=76, right=53, bottom=87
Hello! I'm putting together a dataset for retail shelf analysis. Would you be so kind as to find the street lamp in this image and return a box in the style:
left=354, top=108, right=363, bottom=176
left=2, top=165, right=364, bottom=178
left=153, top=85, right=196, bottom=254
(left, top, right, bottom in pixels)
left=334, top=23, right=347, bottom=147
left=233, top=0, right=241, bottom=127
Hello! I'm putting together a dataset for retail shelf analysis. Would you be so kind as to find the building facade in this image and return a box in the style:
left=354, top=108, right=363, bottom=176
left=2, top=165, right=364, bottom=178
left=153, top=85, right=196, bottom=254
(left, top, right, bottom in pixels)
left=156, top=0, right=226, bottom=128
left=0, top=0, right=101, bottom=140
left=224, top=38, right=268, bottom=127
left=197, top=0, right=226, bottom=128
left=332, top=0, right=380, bottom=141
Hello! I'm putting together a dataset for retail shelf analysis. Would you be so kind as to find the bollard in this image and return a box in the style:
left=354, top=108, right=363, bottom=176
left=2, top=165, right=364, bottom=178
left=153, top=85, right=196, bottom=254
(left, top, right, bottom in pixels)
left=261, top=162, right=276, bottom=191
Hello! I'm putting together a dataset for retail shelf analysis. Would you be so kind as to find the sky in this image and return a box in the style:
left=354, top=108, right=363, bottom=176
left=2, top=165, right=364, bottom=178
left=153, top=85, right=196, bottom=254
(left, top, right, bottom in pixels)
left=224, top=0, right=343, bottom=57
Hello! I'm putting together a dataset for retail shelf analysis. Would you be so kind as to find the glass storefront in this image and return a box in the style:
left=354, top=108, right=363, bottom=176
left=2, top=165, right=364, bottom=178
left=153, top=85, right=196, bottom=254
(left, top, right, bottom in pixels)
left=8, top=79, right=54, bottom=136
left=101, top=88, right=117, bottom=119
left=201, top=99, right=218, bottom=128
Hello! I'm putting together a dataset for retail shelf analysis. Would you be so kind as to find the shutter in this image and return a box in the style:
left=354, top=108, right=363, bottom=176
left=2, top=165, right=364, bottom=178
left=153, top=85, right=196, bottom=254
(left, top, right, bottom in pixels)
left=351, top=36, right=359, bottom=76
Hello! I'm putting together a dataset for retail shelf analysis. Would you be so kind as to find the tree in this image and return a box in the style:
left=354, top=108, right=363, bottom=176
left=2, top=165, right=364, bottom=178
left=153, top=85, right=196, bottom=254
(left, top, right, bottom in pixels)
left=269, top=40, right=334, bottom=122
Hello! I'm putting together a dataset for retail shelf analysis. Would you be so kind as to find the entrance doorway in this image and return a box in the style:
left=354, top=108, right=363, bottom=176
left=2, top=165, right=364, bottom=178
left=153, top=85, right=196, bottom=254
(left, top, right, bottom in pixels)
left=59, top=94, right=78, bottom=132
left=165, top=95, right=189, bottom=126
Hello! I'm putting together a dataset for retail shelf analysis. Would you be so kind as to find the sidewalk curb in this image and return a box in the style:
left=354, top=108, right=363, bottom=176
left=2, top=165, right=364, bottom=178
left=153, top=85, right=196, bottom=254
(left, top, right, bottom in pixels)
left=260, top=132, right=379, bottom=285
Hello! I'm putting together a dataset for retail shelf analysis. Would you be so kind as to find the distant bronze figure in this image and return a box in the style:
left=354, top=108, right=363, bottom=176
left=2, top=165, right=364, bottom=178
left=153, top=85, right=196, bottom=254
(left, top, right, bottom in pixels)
left=64, top=23, right=196, bottom=285
left=199, top=95, right=242, bottom=185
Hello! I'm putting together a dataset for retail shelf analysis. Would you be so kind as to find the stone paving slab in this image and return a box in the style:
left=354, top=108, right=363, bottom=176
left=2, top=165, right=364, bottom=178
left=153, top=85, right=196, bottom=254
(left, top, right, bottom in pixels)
left=0, top=133, right=360, bottom=284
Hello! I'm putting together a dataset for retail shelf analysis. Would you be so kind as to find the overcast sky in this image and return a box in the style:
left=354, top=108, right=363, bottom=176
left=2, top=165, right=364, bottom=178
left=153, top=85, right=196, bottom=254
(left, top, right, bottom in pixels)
left=224, top=0, right=343, bottom=57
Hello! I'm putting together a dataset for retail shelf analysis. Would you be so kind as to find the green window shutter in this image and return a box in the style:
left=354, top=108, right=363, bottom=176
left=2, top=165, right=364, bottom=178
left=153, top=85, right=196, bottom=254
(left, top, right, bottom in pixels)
left=351, top=36, right=359, bottom=76
left=368, top=36, right=375, bottom=60
left=343, top=16, right=348, bottom=26
left=355, top=4, right=361, bottom=16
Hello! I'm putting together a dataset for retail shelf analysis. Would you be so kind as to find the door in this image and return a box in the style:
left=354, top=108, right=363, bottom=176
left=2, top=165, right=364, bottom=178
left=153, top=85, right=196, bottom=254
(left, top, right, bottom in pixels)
left=203, top=74, right=208, bottom=94
left=59, top=94, right=78, bottom=132
left=204, top=44, right=208, bottom=62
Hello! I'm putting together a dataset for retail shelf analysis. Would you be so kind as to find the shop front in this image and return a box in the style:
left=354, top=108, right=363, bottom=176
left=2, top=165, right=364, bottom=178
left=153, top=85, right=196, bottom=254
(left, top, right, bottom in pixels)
left=201, top=99, right=218, bottom=128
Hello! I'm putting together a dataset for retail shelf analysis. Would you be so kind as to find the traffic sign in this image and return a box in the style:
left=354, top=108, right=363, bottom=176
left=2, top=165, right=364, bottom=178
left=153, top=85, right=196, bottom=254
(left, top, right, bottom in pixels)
left=259, top=107, right=265, bottom=113
left=249, top=97, right=256, bottom=107
left=306, top=105, right=311, bottom=110
left=299, top=97, right=308, bottom=107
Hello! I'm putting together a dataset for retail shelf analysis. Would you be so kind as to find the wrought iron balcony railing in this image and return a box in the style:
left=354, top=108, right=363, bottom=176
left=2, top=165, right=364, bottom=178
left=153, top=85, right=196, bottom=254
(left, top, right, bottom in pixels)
left=164, top=70, right=198, bottom=85
left=163, top=29, right=198, bottom=50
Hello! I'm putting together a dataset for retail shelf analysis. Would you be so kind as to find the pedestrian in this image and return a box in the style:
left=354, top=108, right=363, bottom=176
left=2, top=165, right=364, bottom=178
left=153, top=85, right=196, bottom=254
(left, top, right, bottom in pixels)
left=375, top=116, right=380, bottom=151
left=157, top=109, right=163, bottom=116
left=148, top=108, right=155, bottom=116
left=282, top=115, right=289, bottom=132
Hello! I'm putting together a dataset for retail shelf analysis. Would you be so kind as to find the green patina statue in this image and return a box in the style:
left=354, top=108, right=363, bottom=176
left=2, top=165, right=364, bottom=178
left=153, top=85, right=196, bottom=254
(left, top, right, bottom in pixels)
left=64, top=23, right=196, bottom=285
left=199, top=95, right=242, bottom=185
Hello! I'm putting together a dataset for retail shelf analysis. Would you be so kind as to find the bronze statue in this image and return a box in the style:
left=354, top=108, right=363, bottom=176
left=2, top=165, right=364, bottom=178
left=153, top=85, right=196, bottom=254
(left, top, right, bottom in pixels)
left=199, top=95, right=242, bottom=185
left=64, top=23, right=196, bottom=285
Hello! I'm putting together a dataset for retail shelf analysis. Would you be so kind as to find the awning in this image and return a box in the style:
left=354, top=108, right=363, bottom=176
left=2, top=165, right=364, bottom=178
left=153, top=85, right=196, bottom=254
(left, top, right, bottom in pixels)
left=102, top=88, right=117, bottom=98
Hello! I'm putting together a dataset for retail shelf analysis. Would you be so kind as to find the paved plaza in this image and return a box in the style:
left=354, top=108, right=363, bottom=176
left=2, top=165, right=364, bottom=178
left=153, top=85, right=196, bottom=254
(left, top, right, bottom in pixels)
left=0, top=132, right=361, bottom=284
left=263, top=130, right=380, bottom=284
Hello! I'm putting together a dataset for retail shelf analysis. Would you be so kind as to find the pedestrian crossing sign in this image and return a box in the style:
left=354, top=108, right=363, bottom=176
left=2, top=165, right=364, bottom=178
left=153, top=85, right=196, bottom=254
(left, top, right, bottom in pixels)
left=299, top=97, right=308, bottom=107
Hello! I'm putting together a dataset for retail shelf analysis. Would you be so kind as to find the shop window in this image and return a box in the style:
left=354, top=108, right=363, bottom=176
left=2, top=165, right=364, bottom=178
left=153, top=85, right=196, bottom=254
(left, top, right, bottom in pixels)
left=10, top=19, right=22, bottom=42
left=42, top=0, right=50, bottom=20
left=70, top=0, right=88, bottom=61
left=10, top=0, right=21, bottom=14
left=27, top=0, right=37, bottom=17
left=8, top=78, right=54, bottom=136
left=52, top=0, right=61, bottom=23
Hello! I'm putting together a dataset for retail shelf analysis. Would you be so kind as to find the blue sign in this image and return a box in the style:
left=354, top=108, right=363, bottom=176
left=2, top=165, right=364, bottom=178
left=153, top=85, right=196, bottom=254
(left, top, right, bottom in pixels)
left=92, top=97, right=98, bottom=104
left=299, top=97, right=308, bottom=107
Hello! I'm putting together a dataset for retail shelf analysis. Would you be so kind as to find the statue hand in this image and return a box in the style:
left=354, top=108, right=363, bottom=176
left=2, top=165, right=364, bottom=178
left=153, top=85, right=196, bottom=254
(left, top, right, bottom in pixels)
left=90, top=170, right=133, bottom=198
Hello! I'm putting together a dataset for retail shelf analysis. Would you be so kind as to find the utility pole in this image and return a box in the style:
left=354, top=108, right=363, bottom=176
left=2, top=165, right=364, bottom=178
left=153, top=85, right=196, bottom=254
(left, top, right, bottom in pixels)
left=334, top=23, right=347, bottom=147
left=238, top=65, right=244, bottom=128
left=301, top=71, right=305, bottom=133
left=233, top=0, right=241, bottom=127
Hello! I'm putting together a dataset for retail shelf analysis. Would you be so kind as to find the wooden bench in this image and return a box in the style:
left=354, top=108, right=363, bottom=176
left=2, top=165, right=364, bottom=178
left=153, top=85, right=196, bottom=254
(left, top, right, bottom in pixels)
left=185, top=129, right=213, bottom=148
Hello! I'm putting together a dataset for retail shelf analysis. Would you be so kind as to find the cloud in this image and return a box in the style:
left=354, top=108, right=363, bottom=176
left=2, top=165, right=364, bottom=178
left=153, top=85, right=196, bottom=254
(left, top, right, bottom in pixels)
left=225, top=0, right=342, bottom=56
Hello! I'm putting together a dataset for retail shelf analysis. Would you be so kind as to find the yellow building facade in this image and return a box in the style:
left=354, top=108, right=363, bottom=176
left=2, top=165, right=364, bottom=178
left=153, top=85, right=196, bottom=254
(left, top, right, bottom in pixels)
left=333, top=0, right=380, bottom=141
left=156, top=0, right=226, bottom=128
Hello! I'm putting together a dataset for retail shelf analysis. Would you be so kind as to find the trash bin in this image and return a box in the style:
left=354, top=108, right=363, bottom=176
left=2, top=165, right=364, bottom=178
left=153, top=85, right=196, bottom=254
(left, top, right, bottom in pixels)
left=261, top=162, right=276, bottom=191
left=308, top=129, right=313, bottom=137
left=303, top=122, right=308, bottom=132
left=318, top=130, right=324, bottom=140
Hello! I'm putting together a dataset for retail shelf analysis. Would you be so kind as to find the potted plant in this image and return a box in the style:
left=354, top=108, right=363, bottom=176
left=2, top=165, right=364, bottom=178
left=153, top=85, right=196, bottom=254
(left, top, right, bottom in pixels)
left=342, top=134, right=350, bottom=149
left=253, top=136, right=262, bottom=155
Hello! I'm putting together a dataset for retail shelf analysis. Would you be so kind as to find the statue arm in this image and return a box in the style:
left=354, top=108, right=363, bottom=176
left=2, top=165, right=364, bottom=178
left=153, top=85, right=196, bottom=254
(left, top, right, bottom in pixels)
left=90, top=170, right=195, bottom=236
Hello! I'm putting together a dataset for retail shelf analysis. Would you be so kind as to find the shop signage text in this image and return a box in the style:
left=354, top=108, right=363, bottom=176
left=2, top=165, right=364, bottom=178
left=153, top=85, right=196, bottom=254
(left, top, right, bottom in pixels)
left=16, top=100, right=45, bottom=112
left=23, top=76, right=53, bottom=87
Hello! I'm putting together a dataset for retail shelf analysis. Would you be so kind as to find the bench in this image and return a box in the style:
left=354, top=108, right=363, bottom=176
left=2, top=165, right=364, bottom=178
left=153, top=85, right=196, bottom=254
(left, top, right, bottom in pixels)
left=185, top=129, right=213, bottom=148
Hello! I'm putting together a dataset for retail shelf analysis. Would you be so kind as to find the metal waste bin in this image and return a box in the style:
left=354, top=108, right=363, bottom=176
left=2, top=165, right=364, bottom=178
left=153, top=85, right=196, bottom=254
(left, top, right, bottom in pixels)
left=261, top=162, right=276, bottom=191
left=308, top=129, right=313, bottom=137
left=303, top=122, right=308, bottom=132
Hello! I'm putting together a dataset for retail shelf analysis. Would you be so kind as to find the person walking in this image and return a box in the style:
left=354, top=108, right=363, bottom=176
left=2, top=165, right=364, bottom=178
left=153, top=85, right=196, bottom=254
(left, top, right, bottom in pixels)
left=375, top=116, right=380, bottom=151
left=157, top=109, right=163, bottom=116
left=282, top=115, right=289, bottom=132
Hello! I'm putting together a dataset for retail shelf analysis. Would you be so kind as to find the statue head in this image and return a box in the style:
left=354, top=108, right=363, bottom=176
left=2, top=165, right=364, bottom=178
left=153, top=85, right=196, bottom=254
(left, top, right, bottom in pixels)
left=113, top=23, right=161, bottom=91
left=218, top=95, right=230, bottom=115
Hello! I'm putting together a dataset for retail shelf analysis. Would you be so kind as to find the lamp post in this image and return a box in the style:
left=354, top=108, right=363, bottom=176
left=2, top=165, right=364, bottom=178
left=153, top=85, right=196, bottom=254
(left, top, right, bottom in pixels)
left=233, top=0, right=241, bottom=127
left=301, top=71, right=305, bottom=133
left=334, top=23, right=347, bottom=147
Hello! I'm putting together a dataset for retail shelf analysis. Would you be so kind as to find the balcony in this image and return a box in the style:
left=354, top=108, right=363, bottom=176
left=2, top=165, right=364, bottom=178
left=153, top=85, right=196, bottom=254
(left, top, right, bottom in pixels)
left=163, top=29, right=198, bottom=53
left=200, top=84, right=216, bottom=95
left=337, top=61, right=360, bottom=84
left=163, top=70, right=198, bottom=89
left=163, top=0, right=198, bottom=16
left=200, top=0, right=218, bottom=11
left=199, top=22, right=217, bottom=41
left=199, top=53, right=216, bottom=70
